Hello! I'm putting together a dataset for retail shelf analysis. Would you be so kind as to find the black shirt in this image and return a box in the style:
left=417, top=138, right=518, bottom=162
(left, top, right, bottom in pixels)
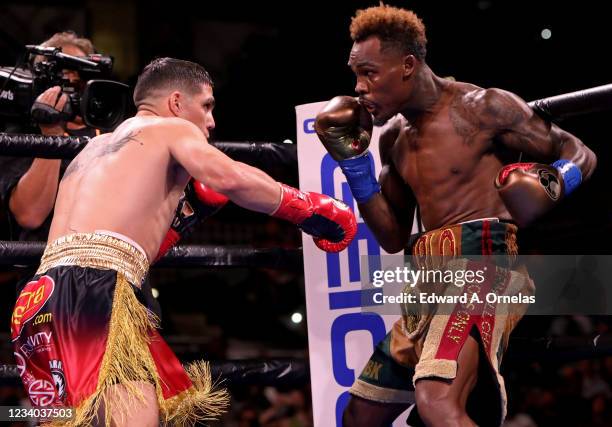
left=0, top=124, right=97, bottom=241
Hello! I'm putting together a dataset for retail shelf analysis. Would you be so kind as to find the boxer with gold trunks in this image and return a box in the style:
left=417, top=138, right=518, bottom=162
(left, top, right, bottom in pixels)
left=315, top=5, right=596, bottom=427
left=351, top=219, right=529, bottom=426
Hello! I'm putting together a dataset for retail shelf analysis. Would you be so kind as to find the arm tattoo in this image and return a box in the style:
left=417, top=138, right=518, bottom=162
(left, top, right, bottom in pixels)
left=63, top=130, right=141, bottom=179
left=449, top=94, right=481, bottom=145
left=449, top=89, right=529, bottom=146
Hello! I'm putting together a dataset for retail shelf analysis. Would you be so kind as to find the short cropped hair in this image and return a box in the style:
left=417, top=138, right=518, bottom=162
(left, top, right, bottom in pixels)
left=41, top=31, right=94, bottom=55
left=133, top=57, right=213, bottom=107
left=350, top=5, right=427, bottom=60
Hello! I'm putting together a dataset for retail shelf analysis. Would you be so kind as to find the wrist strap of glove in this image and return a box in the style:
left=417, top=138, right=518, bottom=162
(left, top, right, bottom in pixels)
left=270, top=183, right=312, bottom=224
left=338, top=152, right=380, bottom=204
left=552, top=159, right=582, bottom=196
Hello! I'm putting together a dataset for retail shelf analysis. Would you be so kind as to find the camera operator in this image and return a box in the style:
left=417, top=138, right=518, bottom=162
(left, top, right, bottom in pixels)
left=0, top=31, right=101, bottom=241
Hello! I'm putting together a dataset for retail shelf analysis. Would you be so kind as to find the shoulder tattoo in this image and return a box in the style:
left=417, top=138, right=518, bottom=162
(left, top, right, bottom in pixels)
left=449, top=89, right=529, bottom=145
left=63, top=130, right=142, bottom=179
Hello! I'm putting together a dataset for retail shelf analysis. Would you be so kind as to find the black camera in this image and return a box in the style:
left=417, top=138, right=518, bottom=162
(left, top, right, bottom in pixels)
left=0, top=45, right=130, bottom=131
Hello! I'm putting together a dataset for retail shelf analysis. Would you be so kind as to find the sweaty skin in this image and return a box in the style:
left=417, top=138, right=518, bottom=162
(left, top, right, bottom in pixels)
left=46, top=74, right=356, bottom=426
left=348, top=36, right=596, bottom=253
left=380, top=84, right=532, bottom=229
left=49, top=117, right=191, bottom=260
left=342, top=34, right=596, bottom=427
left=49, top=84, right=283, bottom=262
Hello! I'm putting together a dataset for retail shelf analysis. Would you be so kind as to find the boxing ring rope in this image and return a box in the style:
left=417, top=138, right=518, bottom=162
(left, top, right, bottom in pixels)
left=0, top=240, right=303, bottom=269
left=0, top=358, right=311, bottom=387
left=1, top=83, right=611, bottom=390
left=527, top=83, right=612, bottom=121
left=0, top=83, right=610, bottom=160
left=0, top=134, right=297, bottom=166
left=2, top=334, right=611, bottom=382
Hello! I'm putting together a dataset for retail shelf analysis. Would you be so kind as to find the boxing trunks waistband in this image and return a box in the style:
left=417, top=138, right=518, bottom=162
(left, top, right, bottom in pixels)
left=37, top=231, right=149, bottom=288
left=409, top=218, right=518, bottom=257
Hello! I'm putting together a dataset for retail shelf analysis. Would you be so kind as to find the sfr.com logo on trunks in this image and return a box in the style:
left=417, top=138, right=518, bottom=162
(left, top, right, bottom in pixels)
left=11, top=275, right=55, bottom=340
left=33, top=312, right=52, bottom=325
left=20, top=331, right=52, bottom=358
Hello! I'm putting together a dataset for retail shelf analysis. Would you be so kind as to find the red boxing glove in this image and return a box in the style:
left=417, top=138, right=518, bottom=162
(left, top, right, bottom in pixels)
left=271, top=183, right=357, bottom=252
left=154, top=179, right=229, bottom=262
left=191, top=179, right=231, bottom=208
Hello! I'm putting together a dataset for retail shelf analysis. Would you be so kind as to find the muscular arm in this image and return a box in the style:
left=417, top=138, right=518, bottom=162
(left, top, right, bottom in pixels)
left=359, top=122, right=416, bottom=253
left=474, top=88, right=597, bottom=178
left=167, top=120, right=281, bottom=213
left=9, top=159, right=62, bottom=229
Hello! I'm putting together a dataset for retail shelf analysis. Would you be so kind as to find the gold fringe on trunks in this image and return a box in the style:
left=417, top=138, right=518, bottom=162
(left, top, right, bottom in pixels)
left=414, top=359, right=457, bottom=383
left=44, top=273, right=159, bottom=426
left=37, top=232, right=149, bottom=287
left=161, top=361, right=230, bottom=425
left=75, top=273, right=160, bottom=426
left=39, top=233, right=228, bottom=426
left=47, top=274, right=228, bottom=426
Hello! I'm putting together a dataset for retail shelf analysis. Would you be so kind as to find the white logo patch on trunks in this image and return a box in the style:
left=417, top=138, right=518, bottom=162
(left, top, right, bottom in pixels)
left=28, top=379, right=55, bottom=406
left=49, top=359, right=66, bottom=400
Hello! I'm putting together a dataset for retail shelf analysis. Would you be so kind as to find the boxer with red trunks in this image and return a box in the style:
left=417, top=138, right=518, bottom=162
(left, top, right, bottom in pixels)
left=11, top=57, right=357, bottom=426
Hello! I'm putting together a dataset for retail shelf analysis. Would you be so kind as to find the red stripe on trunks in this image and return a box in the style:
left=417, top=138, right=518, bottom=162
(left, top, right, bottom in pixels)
left=481, top=220, right=492, bottom=255
left=434, top=260, right=496, bottom=361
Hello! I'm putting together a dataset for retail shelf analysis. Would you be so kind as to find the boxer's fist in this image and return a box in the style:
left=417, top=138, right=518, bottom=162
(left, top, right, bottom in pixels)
left=315, top=96, right=380, bottom=203
left=154, top=179, right=229, bottom=262
left=315, top=96, right=373, bottom=161
left=190, top=179, right=230, bottom=217
left=495, top=160, right=582, bottom=227
left=272, top=183, right=356, bottom=252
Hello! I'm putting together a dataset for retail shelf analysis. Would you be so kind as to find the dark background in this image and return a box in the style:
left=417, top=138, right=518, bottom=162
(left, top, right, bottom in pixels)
left=0, top=1, right=611, bottom=426
left=0, top=0, right=611, bottom=142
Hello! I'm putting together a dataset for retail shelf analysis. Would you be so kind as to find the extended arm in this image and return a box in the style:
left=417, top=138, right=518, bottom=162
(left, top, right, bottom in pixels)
left=167, top=119, right=356, bottom=252
left=168, top=121, right=281, bottom=212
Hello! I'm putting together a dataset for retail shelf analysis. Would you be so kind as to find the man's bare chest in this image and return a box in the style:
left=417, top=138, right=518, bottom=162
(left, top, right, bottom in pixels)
left=390, top=115, right=492, bottom=188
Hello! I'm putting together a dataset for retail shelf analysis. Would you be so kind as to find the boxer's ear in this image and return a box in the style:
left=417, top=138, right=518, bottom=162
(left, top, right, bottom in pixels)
left=168, top=91, right=182, bottom=115
left=403, top=55, right=416, bottom=79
